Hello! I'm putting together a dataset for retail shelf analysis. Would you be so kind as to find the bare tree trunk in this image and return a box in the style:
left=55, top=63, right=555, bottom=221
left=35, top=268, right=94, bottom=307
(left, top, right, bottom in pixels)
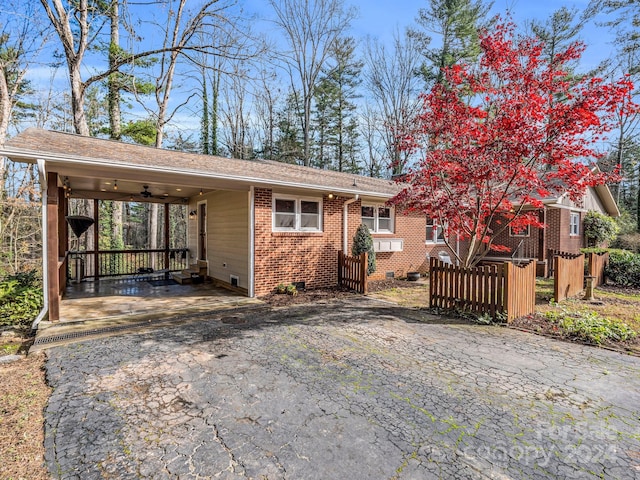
left=108, top=0, right=121, bottom=140
left=0, top=68, right=10, bottom=146
left=269, top=0, right=355, bottom=166
left=108, top=0, right=124, bottom=250
left=40, top=0, right=91, bottom=135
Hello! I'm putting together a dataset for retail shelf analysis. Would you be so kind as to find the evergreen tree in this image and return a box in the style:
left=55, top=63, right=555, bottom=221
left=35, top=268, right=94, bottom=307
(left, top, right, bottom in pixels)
left=409, top=0, right=493, bottom=87
left=315, top=37, right=363, bottom=173
left=530, top=6, right=588, bottom=70
left=273, top=91, right=304, bottom=164
left=352, top=223, right=376, bottom=275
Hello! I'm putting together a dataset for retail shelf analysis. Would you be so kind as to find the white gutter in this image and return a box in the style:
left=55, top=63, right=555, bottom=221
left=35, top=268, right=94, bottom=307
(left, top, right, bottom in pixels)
left=343, top=195, right=360, bottom=253
left=32, top=159, right=48, bottom=330
left=0, top=146, right=394, bottom=200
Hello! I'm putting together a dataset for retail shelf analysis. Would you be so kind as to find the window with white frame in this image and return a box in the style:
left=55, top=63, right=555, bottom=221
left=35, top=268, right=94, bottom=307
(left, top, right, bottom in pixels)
left=361, top=204, right=394, bottom=233
left=569, top=212, right=580, bottom=236
left=426, top=219, right=445, bottom=243
left=273, top=196, right=322, bottom=232
left=509, top=225, right=530, bottom=237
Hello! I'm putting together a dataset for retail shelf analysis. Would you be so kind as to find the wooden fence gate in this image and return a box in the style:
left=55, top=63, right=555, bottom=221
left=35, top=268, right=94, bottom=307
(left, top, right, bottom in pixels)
left=338, top=251, right=368, bottom=294
left=429, top=258, right=536, bottom=322
left=588, top=251, right=609, bottom=288
left=553, top=254, right=585, bottom=302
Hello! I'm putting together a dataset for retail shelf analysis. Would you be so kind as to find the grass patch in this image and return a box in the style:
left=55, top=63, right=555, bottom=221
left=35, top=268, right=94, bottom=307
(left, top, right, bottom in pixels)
left=368, top=283, right=429, bottom=308
left=0, top=343, right=20, bottom=355
left=372, top=276, right=640, bottom=352
left=544, top=307, right=637, bottom=344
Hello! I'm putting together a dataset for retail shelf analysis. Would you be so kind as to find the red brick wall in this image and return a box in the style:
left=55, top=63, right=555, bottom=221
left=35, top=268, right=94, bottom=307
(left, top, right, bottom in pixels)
left=369, top=210, right=431, bottom=280
left=546, top=208, right=562, bottom=253
left=558, top=208, right=584, bottom=254
left=487, top=217, right=541, bottom=259
left=254, top=188, right=343, bottom=296
left=253, top=189, right=455, bottom=295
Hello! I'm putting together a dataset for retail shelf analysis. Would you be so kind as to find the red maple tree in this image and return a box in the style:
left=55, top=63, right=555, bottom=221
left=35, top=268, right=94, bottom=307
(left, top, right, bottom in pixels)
left=391, top=22, right=635, bottom=267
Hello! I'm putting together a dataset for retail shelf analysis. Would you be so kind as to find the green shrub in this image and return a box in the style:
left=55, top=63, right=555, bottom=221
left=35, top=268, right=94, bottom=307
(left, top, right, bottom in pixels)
left=605, top=249, right=640, bottom=288
left=0, top=271, right=43, bottom=327
left=352, top=223, right=376, bottom=275
left=583, top=211, right=619, bottom=247
left=545, top=307, right=637, bottom=344
left=612, top=233, right=640, bottom=254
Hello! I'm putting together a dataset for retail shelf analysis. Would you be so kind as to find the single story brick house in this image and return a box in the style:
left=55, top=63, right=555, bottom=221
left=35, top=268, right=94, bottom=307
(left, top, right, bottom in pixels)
left=1, top=128, right=455, bottom=321
left=476, top=184, right=619, bottom=274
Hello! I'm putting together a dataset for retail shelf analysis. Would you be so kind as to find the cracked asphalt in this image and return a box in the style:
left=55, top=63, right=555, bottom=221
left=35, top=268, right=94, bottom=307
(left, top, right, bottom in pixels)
left=44, top=297, right=640, bottom=479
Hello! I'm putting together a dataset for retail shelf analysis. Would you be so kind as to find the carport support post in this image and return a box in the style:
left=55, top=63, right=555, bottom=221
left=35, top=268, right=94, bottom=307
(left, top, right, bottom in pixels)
left=93, top=199, right=99, bottom=280
left=164, top=203, right=170, bottom=272
left=46, top=172, right=60, bottom=321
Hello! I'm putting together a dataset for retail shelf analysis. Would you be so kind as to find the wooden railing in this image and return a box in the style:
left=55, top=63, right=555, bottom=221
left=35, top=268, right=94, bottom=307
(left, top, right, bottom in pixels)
left=338, top=251, right=368, bottom=294
left=67, top=248, right=189, bottom=280
left=429, top=258, right=536, bottom=322
left=554, top=253, right=585, bottom=302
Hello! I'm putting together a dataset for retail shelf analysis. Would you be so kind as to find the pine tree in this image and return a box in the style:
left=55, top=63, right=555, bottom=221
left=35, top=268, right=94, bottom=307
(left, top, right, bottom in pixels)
left=313, top=37, right=363, bottom=172
left=409, top=0, right=493, bottom=87
left=274, top=91, right=304, bottom=164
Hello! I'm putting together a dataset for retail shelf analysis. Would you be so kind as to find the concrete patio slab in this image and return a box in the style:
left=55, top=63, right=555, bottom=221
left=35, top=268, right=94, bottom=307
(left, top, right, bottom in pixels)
left=43, top=297, right=640, bottom=479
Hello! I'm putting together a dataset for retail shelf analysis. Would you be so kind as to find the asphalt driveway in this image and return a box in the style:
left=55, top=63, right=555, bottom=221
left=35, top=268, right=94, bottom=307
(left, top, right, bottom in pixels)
left=44, top=297, right=640, bottom=479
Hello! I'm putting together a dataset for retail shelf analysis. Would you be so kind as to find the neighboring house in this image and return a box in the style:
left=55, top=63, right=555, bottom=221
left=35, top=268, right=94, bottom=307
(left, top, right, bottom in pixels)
left=477, top=184, right=619, bottom=274
left=1, top=128, right=455, bottom=321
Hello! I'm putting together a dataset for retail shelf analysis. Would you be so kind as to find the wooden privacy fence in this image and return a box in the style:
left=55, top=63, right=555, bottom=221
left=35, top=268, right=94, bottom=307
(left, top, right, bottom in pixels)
left=547, top=249, right=582, bottom=277
left=429, top=258, right=536, bottom=322
left=587, top=251, right=609, bottom=288
left=338, top=251, right=368, bottom=294
left=554, top=253, right=585, bottom=302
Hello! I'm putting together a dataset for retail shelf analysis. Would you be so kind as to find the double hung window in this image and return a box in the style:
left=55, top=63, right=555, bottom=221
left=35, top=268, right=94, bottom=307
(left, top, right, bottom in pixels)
left=273, top=196, right=322, bottom=232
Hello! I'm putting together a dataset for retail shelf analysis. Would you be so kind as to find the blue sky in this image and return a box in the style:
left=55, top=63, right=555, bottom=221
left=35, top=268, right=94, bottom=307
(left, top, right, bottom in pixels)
left=349, top=0, right=613, bottom=70
left=19, top=0, right=619, bottom=136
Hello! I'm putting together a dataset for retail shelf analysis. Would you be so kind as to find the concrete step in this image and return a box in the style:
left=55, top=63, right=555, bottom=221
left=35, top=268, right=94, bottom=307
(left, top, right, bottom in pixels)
left=172, top=272, right=192, bottom=285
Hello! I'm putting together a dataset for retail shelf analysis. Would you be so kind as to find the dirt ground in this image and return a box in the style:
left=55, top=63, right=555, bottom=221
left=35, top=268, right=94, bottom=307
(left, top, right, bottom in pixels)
left=0, top=347, right=50, bottom=480
left=512, top=281, right=640, bottom=356
left=260, top=278, right=426, bottom=307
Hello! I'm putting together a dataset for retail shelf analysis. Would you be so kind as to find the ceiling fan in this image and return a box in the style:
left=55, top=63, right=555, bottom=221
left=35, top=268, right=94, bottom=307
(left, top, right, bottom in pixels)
left=139, top=185, right=154, bottom=198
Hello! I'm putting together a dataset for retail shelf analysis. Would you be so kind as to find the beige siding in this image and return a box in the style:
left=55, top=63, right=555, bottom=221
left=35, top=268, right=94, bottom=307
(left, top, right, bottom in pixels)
left=188, top=191, right=249, bottom=289
left=583, top=187, right=607, bottom=215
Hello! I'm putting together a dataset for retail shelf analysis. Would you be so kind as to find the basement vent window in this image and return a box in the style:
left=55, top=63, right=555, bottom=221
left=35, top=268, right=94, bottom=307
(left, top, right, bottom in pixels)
left=292, top=281, right=306, bottom=291
left=386, top=271, right=395, bottom=279
left=230, top=275, right=239, bottom=287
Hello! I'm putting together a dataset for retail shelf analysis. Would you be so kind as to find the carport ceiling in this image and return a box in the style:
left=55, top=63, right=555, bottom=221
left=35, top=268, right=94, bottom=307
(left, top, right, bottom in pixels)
left=62, top=176, right=205, bottom=204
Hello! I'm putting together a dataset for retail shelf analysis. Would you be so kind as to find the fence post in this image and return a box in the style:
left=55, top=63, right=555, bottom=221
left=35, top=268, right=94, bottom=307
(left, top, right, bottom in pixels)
left=361, top=252, right=368, bottom=294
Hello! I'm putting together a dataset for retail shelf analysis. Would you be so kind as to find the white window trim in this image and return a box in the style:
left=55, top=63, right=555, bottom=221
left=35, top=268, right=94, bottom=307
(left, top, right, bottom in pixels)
left=362, top=203, right=395, bottom=234
left=509, top=225, right=531, bottom=237
left=569, top=212, right=580, bottom=236
left=272, top=194, right=323, bottom=232
left=426, top=219, right=446, bottom=244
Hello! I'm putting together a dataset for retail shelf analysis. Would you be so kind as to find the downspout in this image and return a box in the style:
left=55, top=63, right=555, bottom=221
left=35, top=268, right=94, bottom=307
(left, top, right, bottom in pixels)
left=248, top=186, right=255, bottom=297
left=32, top=159, right=48, bottom=330
left=342, top=195, right=359, bottom=253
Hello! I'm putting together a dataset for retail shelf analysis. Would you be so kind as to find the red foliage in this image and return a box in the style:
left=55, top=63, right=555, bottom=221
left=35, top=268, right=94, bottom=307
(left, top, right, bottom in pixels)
left=391, top=21, right=636, bottom=266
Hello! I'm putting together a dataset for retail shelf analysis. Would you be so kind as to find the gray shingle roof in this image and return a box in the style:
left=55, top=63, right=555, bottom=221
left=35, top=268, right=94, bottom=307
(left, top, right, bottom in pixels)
left=3, top=128, right=400, bottom=197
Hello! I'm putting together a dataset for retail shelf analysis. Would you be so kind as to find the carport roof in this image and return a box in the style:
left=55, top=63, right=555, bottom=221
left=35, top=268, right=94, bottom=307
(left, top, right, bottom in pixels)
left=1, top=128, right=401, bottom=198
